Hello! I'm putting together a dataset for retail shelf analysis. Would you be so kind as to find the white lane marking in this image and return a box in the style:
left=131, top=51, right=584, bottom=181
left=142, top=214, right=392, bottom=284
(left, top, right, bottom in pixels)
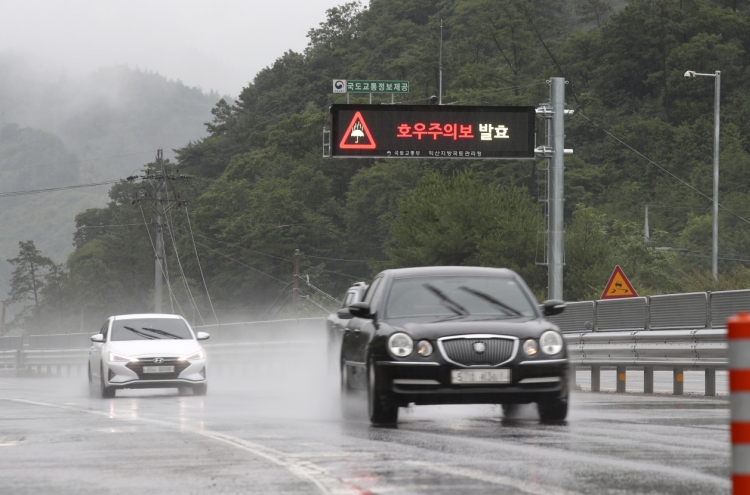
left=1, top=398, right=367, bottom=495
left=405, top=460, right=578, bottom=495
left=0, top=435, right=24, bottom=447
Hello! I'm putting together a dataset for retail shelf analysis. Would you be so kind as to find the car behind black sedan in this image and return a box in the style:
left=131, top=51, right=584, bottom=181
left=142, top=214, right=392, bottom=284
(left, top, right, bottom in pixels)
left=337, top=266, right=567, bottom=425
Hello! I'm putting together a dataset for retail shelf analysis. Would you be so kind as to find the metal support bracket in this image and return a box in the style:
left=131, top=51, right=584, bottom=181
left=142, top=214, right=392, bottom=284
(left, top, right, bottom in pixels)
left=322, top=128, right=331, bottom=158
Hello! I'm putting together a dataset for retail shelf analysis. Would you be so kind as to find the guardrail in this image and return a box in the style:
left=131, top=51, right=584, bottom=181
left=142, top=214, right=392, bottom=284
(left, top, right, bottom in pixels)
left=0, top=310, right=734, bottom=397
left=0, top=318, right=328, bottom=378
left=548, top=289, right=750, bottom=333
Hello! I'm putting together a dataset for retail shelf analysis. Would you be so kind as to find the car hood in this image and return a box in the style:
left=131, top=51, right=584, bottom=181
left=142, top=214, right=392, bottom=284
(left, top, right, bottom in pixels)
left=107, top=340, right=202, bottom=358
left=382, top=315, right=557, bottom=340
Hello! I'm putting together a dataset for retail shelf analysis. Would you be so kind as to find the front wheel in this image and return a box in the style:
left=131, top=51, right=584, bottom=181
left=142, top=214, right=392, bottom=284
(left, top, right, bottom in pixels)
left=100, top=366, right=115, bottom=398
left=537, top=383, right=568, bottom=421
left=368, top=362, right=398, bottom=425
left=193, top=383, right=207, bottom=396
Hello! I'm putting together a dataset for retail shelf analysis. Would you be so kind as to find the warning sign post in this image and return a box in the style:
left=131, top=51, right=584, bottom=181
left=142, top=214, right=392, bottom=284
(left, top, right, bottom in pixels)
left=600, top=266, right=638, bottom=300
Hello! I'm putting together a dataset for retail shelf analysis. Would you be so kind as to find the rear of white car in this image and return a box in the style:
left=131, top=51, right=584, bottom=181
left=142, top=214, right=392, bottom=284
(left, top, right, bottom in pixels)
left=88, top=314, right=209, bottom=398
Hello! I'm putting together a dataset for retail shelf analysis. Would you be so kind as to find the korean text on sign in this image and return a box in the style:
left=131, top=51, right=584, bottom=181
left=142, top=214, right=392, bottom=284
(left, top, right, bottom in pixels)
left=396, top=123, right=475, bottom=140
left=479, top=124, right=509, bottom=141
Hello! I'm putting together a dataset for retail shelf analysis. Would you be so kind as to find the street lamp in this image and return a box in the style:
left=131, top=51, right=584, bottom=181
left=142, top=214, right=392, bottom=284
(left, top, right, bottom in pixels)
left=684, top=70, right=721, bottom=280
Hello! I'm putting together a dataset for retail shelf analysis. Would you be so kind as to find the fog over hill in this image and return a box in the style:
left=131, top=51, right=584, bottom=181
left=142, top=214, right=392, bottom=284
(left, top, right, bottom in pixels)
left=0, top=53, right=225, bottom=179
left=0, top=54, right=225, bottom=308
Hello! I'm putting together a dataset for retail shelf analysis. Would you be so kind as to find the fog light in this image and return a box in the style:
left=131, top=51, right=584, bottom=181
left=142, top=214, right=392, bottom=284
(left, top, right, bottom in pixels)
left=523, top=339, right=538, bottom=356
left=416, top=340, right=433, bottom=357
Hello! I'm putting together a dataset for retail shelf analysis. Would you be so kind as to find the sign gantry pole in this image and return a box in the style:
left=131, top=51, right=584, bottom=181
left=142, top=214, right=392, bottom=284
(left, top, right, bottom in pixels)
left=549, top=78, right=565, bottom=301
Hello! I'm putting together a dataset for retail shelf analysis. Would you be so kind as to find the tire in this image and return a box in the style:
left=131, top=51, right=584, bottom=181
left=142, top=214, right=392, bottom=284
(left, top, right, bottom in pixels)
left=178, top=386, right=191, bottom=396
left=193, top=383, right=208, bottom=396
left=100, top=366, right=116, bottom=398
left=537, top=383, right=568, bottom=421
left=367, top=361, right=398, bottom=425
left=88, top=365, right=97, bottom=397
left=340, top=364, right=358, bottom=419
left=502, top=403, right=520, bottom=419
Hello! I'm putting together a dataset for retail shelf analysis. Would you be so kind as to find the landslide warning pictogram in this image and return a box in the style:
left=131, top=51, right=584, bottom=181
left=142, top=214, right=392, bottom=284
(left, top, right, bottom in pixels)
left=339, top=111, right=376, bottom=149
left=600, top=265, right=638, bottom=299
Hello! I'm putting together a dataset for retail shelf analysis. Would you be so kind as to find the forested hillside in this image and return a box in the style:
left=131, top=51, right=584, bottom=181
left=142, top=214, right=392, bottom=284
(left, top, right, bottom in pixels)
left=8, top=0, right=750, bottom=333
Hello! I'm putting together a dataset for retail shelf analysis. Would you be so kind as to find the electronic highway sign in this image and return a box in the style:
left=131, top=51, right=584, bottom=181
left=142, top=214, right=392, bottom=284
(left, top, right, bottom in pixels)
left=330, top=104, right=535, bottom=159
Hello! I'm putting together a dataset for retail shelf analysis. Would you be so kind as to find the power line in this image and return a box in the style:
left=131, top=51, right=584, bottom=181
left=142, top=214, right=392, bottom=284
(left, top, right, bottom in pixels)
left=0, top=179, right=120, bottom=198
left=164, top=205, right=206, bottom=326
left=577, top=112, right=750, bottom=227
left=304, top=254, right=390, bottom=263
left=184, top=205, right=219, bottom=325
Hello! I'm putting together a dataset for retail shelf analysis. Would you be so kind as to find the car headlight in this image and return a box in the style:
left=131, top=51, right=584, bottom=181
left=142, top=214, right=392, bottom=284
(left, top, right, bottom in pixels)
left=416, top=340, right=433, bottom=357
left=108, top=352, right=137, bottom=362
left=523, top=339, right=538, bottom=356
left=388, top=333, right=413, bottom=358
left=179, top=350, right=205, bottom=361
left=540, top=331, right=563, bottom=355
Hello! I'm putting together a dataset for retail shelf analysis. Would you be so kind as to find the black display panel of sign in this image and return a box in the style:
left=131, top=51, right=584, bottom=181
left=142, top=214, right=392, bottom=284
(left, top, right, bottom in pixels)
left=330, top=104, right=535, bottom=159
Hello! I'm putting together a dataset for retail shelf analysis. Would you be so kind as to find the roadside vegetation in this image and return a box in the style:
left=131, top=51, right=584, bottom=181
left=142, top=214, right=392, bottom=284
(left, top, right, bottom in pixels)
left=7, top=0, right=750, bottom=332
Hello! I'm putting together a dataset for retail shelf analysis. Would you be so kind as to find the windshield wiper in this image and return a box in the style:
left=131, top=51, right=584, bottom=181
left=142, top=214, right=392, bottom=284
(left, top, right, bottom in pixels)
left=458, top=286, right=522, bottom=316
left=140, top=327, right=183, bottom=339
left=122, top=326, right=158, bottom=340
left=423, top=283, right=468, bottom=316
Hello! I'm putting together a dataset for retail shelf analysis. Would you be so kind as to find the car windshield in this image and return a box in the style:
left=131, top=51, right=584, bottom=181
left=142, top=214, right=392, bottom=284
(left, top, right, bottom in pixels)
left=110, top=318, right=194, bottom=341
left=385, top=276, right=537, bottom=319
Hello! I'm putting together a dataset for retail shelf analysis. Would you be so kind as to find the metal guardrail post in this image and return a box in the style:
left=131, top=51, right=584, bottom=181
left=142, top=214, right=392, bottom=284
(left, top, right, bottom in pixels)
left=591, top=365, right=600, bottom=392
left=729, top=312, right=750, bottom=493
left=706, top=368, right=716, bottom=396
left=644, top=367, right=654, bottom=394
left=616, top=365, right=626, bottom=393
left=673, top=367, right=684, bottom=395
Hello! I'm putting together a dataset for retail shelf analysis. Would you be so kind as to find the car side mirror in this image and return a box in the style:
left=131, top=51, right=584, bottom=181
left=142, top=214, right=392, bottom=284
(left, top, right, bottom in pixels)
left=336, top=307, right=354, bottom=320
left=90, top=334, right=104, bottom=343
left=542, top=299, right=565, bottom=317
left=196, top=331, right=210, bottom=341
left=349, top=302, right=373, bottom=319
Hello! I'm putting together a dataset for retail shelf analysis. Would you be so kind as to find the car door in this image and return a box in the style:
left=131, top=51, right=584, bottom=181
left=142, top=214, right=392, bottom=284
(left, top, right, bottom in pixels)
left=342, top=277, right=383, bottom=389
left=90, top=320, right=109, bottom=380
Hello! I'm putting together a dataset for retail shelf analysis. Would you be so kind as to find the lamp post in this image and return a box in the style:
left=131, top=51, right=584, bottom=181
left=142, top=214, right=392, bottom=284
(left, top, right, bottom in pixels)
left=684, top=70, right=720, bottom=280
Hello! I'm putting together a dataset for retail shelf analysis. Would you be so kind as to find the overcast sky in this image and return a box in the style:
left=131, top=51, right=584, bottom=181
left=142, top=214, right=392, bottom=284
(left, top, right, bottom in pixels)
left=0, top=0, right=351, bottom=97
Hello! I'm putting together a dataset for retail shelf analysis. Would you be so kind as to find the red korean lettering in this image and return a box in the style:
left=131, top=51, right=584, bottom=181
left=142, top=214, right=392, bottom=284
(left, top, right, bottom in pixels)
left=443, top=123, right=458, bottom=140
left=397, top=123, right=412, bottom=138
left=459, top=125, right=474, bottom=139
left=428, top=122, right=442, bottom=140
left=413, top=122, right=427, bottom=140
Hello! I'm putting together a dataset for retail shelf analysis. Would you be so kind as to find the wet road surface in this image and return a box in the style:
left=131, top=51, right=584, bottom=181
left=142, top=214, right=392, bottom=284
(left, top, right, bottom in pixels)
left=0, top=365, right=730, bottom=495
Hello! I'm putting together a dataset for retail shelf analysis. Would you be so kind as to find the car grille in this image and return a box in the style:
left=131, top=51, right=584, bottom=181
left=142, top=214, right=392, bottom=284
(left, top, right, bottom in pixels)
left=126, top=357, right=190, bottom=380
left=440, top=337, right=515, bottom=366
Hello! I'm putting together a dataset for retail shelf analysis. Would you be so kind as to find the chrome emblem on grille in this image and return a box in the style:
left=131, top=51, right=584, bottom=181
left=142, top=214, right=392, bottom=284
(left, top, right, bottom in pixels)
left=153, top=358, right=164, bottom=364
left=473, top=342, right=486, bottom=353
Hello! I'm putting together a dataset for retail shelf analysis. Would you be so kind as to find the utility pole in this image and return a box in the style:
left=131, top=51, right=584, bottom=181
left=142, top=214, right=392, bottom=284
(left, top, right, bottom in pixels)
left=644, top=204, right=650, bottom=243
left=293, top=249, right=300, bottom=317
left=127, top=149, right=191, bottom=314
left=154, top=150, right=166, bottom=313
left=535, top=78, right=573, bottom=301
left=438, top=19, right=443, bottom=105
left=0, top=300, right=6, bottom=336
left=548, top=78, right=565, bottom=300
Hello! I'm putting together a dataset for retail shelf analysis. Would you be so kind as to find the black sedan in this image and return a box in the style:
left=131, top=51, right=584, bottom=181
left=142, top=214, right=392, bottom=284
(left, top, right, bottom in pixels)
left=337, top=266, right=567, bottom=425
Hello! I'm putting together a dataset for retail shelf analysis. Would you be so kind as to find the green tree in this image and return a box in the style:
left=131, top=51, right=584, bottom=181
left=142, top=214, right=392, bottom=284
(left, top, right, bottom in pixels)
left=387, top=170, right=545, bottom=290
left=7, top=240, right=54, bottom=309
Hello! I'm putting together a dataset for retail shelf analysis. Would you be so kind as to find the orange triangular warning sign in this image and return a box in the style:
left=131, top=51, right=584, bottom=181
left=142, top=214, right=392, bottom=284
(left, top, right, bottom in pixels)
left=339, top=111, right=376, bottom=149
left=601, top=265, right=638, bottom=299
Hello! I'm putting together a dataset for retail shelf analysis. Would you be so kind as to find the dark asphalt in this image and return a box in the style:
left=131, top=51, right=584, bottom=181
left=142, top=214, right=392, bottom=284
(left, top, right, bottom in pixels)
left=0, top=364, right=730, bottom=494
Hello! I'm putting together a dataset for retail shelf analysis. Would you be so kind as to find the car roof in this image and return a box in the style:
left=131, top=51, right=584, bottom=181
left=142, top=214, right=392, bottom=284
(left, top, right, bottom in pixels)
left=380, top=266, right=518, bottom=279
left=111, top=314, right=184, bottom=321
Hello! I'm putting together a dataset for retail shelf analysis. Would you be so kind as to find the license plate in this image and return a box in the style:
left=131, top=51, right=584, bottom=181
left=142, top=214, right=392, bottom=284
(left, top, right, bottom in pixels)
left=143, top=365, right=174, bottom=373
left=451, top=369, right=510, bottom=384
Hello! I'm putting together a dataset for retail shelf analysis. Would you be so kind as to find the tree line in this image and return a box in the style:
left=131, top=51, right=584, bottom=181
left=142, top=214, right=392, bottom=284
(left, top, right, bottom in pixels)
left=6, top=0, right=750, bottom=333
